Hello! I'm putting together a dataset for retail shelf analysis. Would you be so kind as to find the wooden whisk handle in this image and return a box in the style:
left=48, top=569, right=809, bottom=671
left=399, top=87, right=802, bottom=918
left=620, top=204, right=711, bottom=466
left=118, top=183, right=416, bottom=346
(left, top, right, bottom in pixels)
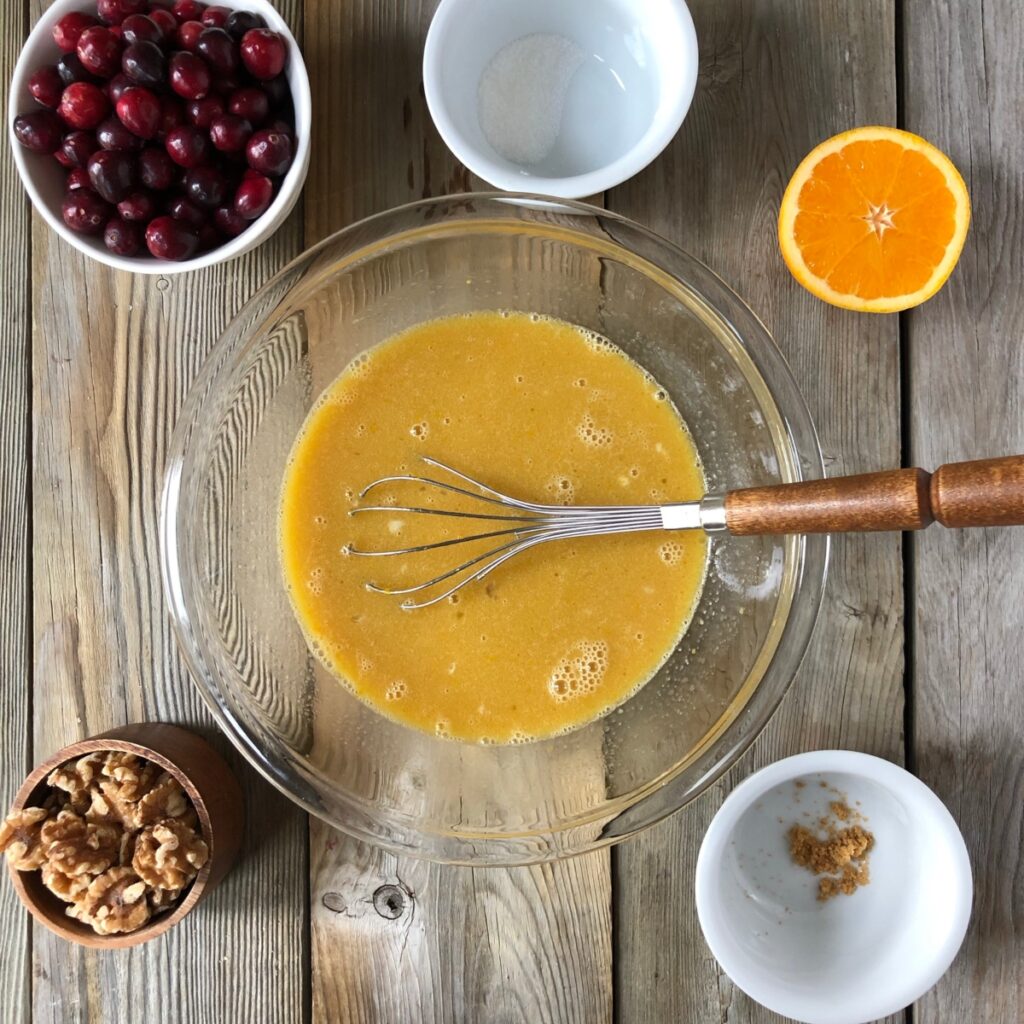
left=723, top=455, right=1024, bottom=535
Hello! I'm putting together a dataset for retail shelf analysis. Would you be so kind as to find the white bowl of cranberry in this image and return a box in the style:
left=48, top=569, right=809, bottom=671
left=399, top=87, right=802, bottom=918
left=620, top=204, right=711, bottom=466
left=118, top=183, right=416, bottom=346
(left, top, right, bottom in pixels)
left=8, top=0, right=310, bottom=273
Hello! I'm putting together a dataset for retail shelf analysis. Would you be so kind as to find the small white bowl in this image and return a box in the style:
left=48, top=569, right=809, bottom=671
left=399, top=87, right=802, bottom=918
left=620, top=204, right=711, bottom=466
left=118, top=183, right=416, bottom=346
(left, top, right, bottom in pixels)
left=8, top=0, right=311, bottom=274
left=695, top=751, right=972, bottom=1024
left=423, top=0, right=698, bottom=199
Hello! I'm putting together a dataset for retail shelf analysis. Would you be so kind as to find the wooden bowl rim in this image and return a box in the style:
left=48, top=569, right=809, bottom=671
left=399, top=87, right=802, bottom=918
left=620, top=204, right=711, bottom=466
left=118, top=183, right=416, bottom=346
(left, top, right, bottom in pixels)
left=7, top=730, right=217, bottom=949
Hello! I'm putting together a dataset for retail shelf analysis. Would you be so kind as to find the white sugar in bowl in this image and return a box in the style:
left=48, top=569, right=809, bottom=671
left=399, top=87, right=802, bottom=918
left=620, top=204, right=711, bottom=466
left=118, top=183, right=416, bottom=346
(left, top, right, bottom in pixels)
left=423, top=0, right=698, bottom=199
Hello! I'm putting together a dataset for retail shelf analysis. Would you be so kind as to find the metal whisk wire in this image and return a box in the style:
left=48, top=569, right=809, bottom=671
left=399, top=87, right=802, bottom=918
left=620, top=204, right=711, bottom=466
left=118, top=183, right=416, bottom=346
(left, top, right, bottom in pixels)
left=348, top=457, right=667, bottom=609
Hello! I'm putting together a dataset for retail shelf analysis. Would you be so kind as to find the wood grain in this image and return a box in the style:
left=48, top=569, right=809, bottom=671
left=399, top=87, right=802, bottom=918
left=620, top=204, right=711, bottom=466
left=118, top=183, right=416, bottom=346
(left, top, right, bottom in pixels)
left=25, top=1, right=309, bottom=1021
left=903, top=1, right=1024, bottom=1021
left=0, top=0, right=32, bottom=1019
left=609, top=3, right=905, bottom=1021
left=725, top=468, right=934, bottom=534
left=302, top=3, right=611, bottom=1022
left=930, top=455, right=1024, bottom=528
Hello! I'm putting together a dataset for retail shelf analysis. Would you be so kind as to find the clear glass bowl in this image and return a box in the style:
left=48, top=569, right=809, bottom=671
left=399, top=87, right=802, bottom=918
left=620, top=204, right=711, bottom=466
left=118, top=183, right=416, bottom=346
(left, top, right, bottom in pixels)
left=161, top=195, right=827, bottom=864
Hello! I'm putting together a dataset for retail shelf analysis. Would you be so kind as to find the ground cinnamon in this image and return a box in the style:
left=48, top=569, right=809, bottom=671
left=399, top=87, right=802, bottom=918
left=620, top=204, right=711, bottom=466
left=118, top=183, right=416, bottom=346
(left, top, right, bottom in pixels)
left=787, top=796, right=874, bottom=901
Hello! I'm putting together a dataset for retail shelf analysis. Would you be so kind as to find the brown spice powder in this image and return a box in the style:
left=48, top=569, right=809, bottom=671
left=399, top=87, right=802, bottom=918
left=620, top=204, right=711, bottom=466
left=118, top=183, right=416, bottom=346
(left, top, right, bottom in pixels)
left=788, top=800, right=874, bottom=901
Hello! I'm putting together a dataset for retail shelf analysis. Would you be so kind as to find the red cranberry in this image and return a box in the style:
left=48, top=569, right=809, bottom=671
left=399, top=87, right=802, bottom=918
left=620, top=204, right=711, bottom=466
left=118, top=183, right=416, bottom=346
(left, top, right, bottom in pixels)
left=62, top=189, right=111, bottom=234
left=158, top=96, right=186, bottom=136
left=172, top=1, right=207, bottom=24
left=117, top=190, right=157, bottom=221
left=197, top=221, right=221, bottom=251
left=77, top=27, right=123, bottom=78
left=209, top=113, right=251, bottom=152
left=211, top=72, right=242, bottom=97
left=66, top=166, right=92, bottom=190
left=53, top=12, right=99, bottom=52
left=177, top=20, right=205, bottom=50
left=12, top=111, right=64, bottom=153
left=109, top=25, right=124, bottom=40
left=146, top=215, right=198, bottom=259
left=196, top=27, right=238, bottom=74
left=87, top=149, right=136, bottom=203
left=28, top=66, right=64, bottom=108
left=149, top=8, right=178, bottom=37
left=169, top=52, right=211, bottom=99
left=184, top=165, right=228, bottom=207
left=122, top=40, right=165, bottom=87
left=60, top=130, right=99, bottom=166
left=103, top=216, right=142, bottom=255
left=240, top=29, right=286, bottom=80
left=59, top=82, right=110, bottom=129
left=224, top=11, right=264, bottom=39
left=201, top=6, right=230, bottom=27
left=55, top=148, right=77, bottom=168
left=120, top=13, right=163, bottom=44
left=106, top=72, right=134, bottom=102
left=185, top=95, right=223, bottom=128
left=138, top=146, right=176, bottom=189
left=233, top=172, right=272, bottom=219
left=228, top=86, right=268, bottom=125
left=97, top=114, right=144, bottom=151
left=97, top=0, right=146, bottom=25
left=214, top=204, right=247, bottom=236
left=116, top=86, right=161, bottom=139
left=58, top=53, right=100, bottom=87
left=245, top=128, right=292, bottom=176
left=166, top=196, right=205, bottom=226
left=165, top=124, right=208, bottom=167
left=260, top=74, right=289, bottom=111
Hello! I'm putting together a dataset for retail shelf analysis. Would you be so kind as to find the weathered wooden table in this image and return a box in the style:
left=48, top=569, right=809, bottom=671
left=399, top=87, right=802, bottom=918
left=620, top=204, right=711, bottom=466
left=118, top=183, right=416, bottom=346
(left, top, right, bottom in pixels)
left=2, top=2, right=1021, bottom=1021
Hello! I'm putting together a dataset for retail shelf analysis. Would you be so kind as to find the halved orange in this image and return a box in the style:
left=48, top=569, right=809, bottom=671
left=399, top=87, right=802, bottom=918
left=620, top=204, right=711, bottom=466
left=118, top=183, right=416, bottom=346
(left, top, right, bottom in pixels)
left=778, top=126, right=970, bottom=313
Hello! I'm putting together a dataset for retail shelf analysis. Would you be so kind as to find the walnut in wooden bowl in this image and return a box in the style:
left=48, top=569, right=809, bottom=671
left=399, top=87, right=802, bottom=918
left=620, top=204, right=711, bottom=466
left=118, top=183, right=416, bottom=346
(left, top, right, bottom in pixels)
left=2, top=724, right=243, bottom=948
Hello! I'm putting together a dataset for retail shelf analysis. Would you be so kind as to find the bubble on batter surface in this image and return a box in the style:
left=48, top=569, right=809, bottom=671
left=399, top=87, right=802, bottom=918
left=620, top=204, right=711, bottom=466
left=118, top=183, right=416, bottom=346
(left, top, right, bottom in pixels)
left=576, top=413, right=613, bottom=448
left=580, top=330, right=617, bottom=355
left=306, top=567, right=325, bottom=595
left=658, top=540, right=685, bottom=566
left=435, top=719, right=451, bottom=738
left=313, top=514, right=328, bottom=526
left=355, top=423, right=367, bottom=437
left=548, top=640, right=609, bottom=702
left=410, top=421, right=429, bottom=440
left=348, top=353, right=373, bottom=378
left=545, top=475, right=575, bottom=504
left=385, top=680, right=408, bottom=701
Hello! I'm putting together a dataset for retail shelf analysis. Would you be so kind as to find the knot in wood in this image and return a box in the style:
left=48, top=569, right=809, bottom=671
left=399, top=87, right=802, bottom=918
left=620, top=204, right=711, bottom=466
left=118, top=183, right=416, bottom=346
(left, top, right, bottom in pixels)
left=372, top=884, right=407, bottom=920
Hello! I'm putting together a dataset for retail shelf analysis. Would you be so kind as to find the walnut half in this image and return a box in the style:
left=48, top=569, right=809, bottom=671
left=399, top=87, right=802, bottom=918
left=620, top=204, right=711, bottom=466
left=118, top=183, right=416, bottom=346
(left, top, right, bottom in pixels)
left=0, top=807, right=49, bottom=871
left=42, top=809, right=120, bottom=878
left=133, top=818, right=209, bottom=893
left=67, top=867, right=151, bottom=935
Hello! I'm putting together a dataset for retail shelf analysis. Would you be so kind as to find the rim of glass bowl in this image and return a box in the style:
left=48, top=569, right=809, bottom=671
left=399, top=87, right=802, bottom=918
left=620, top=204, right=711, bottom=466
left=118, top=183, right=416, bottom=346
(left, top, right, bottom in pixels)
left=160, top=193, right=828, bottom=865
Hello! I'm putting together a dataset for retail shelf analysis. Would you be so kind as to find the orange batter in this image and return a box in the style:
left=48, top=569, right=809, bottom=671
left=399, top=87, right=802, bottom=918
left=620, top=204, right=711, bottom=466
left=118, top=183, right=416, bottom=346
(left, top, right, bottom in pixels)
left=279, top=312, right=708, bottom=743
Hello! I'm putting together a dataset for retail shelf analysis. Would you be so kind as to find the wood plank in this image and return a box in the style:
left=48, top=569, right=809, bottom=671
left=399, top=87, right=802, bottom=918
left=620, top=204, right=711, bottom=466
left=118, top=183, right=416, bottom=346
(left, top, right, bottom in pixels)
left=903, top=2, right=1024, bottom=1021
left=610, top=3, right=905, bottom=1021
left=27, top=3, right=309, bottom=1022
left=304, top=3, right=611, bottom=1021
left=0, top=0, right=32, bottom=1019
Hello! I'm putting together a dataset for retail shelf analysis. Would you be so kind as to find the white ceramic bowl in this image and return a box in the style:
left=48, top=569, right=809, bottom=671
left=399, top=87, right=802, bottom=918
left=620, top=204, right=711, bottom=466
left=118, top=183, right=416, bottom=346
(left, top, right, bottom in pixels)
left=695, top=751, right=972, bottom=1024
left=423, top=0, right=698, bottom=199
left=8, top=0, right=311, bottom=274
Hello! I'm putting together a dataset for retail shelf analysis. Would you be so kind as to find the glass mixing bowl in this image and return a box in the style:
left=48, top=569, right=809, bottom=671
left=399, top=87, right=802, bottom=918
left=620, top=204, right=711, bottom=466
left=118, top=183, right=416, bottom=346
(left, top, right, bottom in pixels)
left=161, top=194, right=827, bottom=864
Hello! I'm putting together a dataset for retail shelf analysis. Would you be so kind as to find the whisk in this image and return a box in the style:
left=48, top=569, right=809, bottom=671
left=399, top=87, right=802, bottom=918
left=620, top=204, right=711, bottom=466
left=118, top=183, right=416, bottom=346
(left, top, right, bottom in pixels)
left=349, top=454, right=1024, bottom=609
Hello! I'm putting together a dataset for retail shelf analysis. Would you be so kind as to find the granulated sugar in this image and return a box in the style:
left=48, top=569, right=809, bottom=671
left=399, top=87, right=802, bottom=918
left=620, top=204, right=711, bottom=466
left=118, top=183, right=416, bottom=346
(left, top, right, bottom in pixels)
left=477, top=33, right=585, bottom=166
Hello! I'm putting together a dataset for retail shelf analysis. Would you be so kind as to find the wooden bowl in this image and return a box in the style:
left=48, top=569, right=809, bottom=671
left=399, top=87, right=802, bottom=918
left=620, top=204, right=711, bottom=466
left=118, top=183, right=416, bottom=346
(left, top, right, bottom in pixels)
left=6, top=723, right=244, bottom=948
